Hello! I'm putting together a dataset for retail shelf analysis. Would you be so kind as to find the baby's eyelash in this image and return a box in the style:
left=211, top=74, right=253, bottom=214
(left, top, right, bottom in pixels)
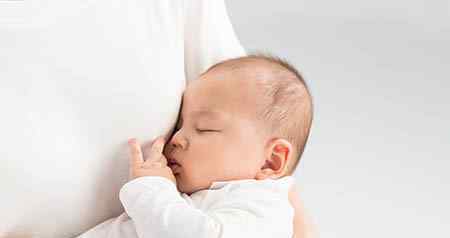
left=196, top=129, right=219, bottom=133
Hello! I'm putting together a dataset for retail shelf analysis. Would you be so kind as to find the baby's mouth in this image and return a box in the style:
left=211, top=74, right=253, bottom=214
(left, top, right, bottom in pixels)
left=167, top=158, right=181, bottom=174
left=168, top=163, right=181, bottom=175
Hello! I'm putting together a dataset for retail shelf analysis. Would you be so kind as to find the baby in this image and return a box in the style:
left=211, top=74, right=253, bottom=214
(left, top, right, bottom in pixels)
left=78, top=54, right=313, bottom=238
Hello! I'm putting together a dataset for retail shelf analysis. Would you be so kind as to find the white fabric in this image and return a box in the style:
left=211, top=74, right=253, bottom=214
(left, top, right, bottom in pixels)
left=0, top=1, right=245, bottom=237
left=77, top=176, right=294, bottom=238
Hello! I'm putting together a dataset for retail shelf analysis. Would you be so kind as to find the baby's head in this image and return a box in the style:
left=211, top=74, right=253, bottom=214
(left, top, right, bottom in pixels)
left=163, top=54, right=313, bottom=194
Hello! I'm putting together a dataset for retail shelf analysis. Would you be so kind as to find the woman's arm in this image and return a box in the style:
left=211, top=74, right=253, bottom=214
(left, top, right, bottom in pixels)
left=289, top=184, right=319, bottom=238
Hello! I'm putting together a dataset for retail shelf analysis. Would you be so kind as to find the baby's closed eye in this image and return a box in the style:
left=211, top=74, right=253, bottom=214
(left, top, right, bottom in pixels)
left=196, top=128, right=221, bottom=133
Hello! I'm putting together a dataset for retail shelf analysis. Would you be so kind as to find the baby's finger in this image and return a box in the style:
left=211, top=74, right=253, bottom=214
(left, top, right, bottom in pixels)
left=142, top=136, right=162, bottom=162
left=159, top=155, right=168, bottom=166
left=150, top=136, right=166, bottom=159
left=141, top=140, right=154, bottom=161
left=128, top=138, right=144, bottom=167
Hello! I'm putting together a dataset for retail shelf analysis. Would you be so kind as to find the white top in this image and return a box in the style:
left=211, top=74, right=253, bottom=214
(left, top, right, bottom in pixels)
left=0, top=1, right=244, bottom=237
left=77, top=176, right=295, bottom=238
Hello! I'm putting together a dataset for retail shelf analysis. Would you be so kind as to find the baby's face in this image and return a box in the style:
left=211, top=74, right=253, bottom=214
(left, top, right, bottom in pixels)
left=163, top=69, right=267, bottom=194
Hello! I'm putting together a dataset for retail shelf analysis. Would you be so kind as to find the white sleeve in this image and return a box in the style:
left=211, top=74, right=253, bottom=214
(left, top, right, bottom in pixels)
left=120, top=177, right=221, bottom=238
left=119, top=177, right=293, bottom=238
left=183, top=0, right=246, bottom=83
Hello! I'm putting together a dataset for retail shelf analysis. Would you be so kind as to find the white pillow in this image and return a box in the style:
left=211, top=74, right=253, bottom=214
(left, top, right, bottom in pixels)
left=0, top=1, right=245, bottom=237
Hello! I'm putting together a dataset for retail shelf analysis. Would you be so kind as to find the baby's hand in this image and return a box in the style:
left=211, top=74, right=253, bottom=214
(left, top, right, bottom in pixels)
left=127, top=136, right=176, bottom=184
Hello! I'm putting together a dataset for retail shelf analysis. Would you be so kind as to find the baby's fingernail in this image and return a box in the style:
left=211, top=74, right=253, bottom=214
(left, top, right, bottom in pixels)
left=154, top=136, right=163, bottom=143
left=128, top=138, right=136, bottom=144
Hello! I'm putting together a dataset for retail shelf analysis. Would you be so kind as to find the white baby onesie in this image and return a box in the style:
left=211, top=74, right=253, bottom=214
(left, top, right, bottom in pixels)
left=77, top=176, right=294, bottom=238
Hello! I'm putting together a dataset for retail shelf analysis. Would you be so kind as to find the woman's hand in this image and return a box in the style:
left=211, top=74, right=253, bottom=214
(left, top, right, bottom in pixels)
left=289, top=184, right=319, bottom=238
left=127, top=136, right=176, bottom=184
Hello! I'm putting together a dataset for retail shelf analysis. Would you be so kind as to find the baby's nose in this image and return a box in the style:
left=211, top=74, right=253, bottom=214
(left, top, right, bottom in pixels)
left=169, top=132, right=188, bottom=151
left=170, top=139, right=182, bottom=150
left=163, top=140, right=175, bottom=154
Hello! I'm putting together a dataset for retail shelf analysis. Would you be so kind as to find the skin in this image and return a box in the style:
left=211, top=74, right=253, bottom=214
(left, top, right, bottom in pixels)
left=127, top=66, right=318, bottom=237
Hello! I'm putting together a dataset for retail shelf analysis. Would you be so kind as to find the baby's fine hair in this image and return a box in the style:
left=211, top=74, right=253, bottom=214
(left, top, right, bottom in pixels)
left=204, top=53, right=314, bottom=175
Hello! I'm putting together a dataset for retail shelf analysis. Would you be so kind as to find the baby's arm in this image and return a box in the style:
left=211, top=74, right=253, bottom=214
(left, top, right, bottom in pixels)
left=119, top=177, right=293, bottom=238
left=120, top=176, right=219, bottom=238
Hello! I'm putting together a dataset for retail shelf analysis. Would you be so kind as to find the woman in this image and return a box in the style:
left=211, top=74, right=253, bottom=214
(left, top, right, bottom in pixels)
left=0, top=1, right=316, bottom=237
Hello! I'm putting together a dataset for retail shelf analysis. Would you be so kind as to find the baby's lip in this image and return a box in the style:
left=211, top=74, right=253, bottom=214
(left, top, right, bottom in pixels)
left=167, top=156, right=181, bottom=173
left=167, top=156, right=179, bottom=165
left=168, top=163, right=181, bottom=174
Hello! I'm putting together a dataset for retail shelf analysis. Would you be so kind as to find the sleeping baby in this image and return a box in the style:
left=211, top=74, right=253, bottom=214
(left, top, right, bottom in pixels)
left=77, top=54, right=314, bottom=238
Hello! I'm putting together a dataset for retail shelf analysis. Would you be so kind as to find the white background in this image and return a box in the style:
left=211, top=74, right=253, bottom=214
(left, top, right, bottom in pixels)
left=227, top=1, right=450, bottom=237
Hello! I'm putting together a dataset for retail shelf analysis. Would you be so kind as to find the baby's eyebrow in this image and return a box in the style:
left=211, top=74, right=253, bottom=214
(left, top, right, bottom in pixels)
left=193, top=110, right=224, bottom=119
left=180, top=110, right=227, bottom=122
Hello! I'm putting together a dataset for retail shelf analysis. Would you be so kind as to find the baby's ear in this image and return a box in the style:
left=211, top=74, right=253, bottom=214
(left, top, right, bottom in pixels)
left=255, top=138, right=293, bottom=180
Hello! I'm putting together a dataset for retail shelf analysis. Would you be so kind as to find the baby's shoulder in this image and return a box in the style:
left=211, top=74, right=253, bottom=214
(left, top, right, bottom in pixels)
left=227, top=176, right=294, bottom=193
left=210, top=176, right=294, bottom=206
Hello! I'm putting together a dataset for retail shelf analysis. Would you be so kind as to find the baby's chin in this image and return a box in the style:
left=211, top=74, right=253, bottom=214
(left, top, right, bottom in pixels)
left=176, top=184, right=201, bottom=195
left=176, top=179, right=210, bottom=195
